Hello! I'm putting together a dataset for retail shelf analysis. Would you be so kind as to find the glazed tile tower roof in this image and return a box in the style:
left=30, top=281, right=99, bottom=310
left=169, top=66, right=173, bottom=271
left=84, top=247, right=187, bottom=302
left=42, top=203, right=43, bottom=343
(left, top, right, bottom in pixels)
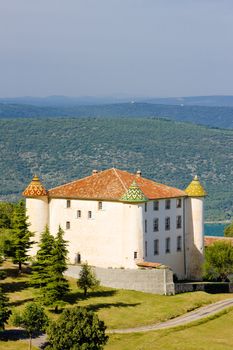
left=185, top=175, right=207, bottom=197
left=48, top=168, right=187, bottom=201
left=23, top=175, right=47, bottom=197
left=121, top=181, right=148, bottom=203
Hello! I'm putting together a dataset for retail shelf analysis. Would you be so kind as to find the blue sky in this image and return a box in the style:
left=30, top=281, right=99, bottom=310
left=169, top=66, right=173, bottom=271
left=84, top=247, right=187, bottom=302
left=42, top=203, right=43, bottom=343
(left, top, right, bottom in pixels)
left=1, top=0, right=233, bottom=97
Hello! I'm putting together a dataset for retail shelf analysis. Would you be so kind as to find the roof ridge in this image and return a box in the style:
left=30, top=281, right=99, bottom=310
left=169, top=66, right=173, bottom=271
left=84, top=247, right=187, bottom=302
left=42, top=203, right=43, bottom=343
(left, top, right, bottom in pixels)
left=113, top=168, right=128, bottom=192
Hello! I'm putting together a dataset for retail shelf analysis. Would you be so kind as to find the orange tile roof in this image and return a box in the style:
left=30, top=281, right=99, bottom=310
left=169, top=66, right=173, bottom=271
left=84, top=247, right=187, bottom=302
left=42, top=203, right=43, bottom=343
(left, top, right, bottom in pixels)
left=23, top=175, right=47, bottom=197
left=204, top=236, right=233, bottom=246
left=48, top=168, right=187, bottom=201
left=136, top=261, right=164, bottom=269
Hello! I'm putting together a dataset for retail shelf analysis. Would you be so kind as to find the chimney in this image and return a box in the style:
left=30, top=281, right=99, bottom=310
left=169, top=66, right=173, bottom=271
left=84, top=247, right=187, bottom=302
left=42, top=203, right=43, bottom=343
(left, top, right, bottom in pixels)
left=92, top=169, right=98, bottom=175
left=136, top=170, right=142, bottom=177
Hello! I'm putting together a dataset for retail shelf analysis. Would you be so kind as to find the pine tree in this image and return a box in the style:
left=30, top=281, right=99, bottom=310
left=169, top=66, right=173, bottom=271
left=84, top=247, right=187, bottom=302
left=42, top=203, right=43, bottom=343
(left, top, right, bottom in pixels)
left=30, top=226, right=55, bottom=289
left=43, top=226, right=69, bottom=306
left=11, top=200, right=34, bottom=273
left=0, top=286, right=12, bottom=330
left=77, top=262, right=100, bottom=297
left=12, top=302, right=48, bottom=350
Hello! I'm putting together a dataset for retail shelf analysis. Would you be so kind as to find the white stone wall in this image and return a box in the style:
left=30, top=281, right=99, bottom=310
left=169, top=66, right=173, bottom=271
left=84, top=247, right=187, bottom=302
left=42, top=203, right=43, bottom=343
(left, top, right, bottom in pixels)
left=26, top=194, right=205, bottom=280
left=49, top=198, right=144, bottom=269
left=142, top=198, right=185, bottom=279
left=26, top=197, right=49, bottom=255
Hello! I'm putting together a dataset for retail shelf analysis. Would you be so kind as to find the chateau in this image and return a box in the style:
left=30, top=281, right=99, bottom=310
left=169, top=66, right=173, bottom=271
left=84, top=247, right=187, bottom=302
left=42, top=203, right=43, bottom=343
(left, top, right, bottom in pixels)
left=23, top=168, right=207, bottom=280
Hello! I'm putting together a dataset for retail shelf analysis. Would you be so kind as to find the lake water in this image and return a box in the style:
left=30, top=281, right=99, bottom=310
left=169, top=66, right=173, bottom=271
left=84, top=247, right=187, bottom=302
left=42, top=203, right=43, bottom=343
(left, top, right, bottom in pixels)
left=204, top=223, right=227, bottom=237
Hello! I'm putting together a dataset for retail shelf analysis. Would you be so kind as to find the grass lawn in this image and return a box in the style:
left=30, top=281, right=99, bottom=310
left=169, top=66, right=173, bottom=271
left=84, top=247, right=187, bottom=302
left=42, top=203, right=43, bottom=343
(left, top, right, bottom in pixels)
left=106, top=308, right=233, bottom=350
left=1, top=262, right=233, bottom=349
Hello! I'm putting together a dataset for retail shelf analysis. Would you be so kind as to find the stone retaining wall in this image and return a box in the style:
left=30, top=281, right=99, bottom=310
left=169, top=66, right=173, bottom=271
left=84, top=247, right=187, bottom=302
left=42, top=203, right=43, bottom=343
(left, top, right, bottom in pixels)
left=175, top=282, right=233, bottom=294
left=65, top=265, right=175, bottom=295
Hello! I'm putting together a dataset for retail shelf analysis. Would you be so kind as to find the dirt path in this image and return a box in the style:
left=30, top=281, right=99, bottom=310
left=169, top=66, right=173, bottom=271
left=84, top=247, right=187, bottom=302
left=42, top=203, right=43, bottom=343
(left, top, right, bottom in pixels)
left=108, top=298, right=233, bottom=334
left=24, top=298, right=233, bottom=348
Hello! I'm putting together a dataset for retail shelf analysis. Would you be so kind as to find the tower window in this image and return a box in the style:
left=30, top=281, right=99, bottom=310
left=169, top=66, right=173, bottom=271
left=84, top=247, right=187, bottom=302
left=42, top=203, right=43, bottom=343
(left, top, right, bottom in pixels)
left=66, top=221, right=70, bottom=230
left=145, top=219, right=147, bottom=233
left=153, top=201, right=159, bottom=211
left=165, top=217, right=170, bottom=231
left=98, top=201, right=103, bottom=210
left=88, top=211, right=92, bottom=219
left=176, top=215, right=182, bottom=229
left=134, top=251, right=138, bottom=259
left=66, top=200, right=71, bottom=208
left=77, top=210, right=81, bottom=218
left=177, top=236, right=182, bottom=251
left=145, top=241, right=148, bottom=257
left=165, top=237, right=170, bottom=253
left=145, top=203, right=147, bottom=212
left=154, top=239, right=159, bottom=255
left=153, top=218, right=159, bottom=232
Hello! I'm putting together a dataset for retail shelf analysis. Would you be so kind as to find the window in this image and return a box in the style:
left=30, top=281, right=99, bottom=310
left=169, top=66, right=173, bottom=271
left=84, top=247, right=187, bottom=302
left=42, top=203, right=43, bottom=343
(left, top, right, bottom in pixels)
left=176, top=215, right=182, bottom=229
left=66, top=221, right=70, bottom=230
left=176, top=198, right=182, bottom=208
left=165, top=217, right=170, bottom=230
left=165, top=237, right=170, bottom=253
left=154, top=239, right=159, bottom=255
left=153, top=218, right=159, bottom=232
left=145, top=219, right=147, bottom=233
left=88, top=211, right=92, bottom=219
left=153, top=201, right=159, bottom=211
left=177, top=236, right=182, bottom=251
left=98, top=201, right=103, bottom=210
left=66, top=200, right=71, bottom=208
left=165, top=199, right=171, bottom=209
left=134, top=251, right=138, bottom=259
left=145, top=241, right=148, bottom=257
left=145, top=203, right=147, bottom=212
left=77, top=210, right=81, bottom=218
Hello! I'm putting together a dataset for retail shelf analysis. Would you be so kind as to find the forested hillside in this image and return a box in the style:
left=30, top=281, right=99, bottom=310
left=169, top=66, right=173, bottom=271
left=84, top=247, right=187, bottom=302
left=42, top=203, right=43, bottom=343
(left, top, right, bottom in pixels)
left=0, top=117, right=232, bottom=220
left=0, top=103, right=233, bottom=129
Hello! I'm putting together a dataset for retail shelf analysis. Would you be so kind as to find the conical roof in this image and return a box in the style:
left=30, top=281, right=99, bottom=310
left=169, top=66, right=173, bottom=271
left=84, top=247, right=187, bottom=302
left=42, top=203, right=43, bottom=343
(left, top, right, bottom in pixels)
left=23, top=175, right=47, bottom=197
left=185, top=175, right=207, bottom=197
left=121, top=180, right=148, bottom=202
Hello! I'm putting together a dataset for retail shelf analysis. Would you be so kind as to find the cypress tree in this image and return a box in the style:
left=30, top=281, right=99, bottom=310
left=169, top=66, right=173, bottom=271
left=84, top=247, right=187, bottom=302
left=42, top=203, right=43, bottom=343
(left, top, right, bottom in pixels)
left=43, top=226, right=69, bottom=306
left=30, top=226, right=55, bottom=289
left=11, top=200, right=34, bottom=273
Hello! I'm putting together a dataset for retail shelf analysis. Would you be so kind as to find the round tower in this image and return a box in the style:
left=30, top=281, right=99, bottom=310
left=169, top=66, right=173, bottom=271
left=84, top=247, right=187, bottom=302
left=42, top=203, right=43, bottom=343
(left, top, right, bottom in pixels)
left=121, top=180, right=148, bottom=268
left=185, top=175, right=207, bottom=280
left=23, top=175, right=49, bottom=256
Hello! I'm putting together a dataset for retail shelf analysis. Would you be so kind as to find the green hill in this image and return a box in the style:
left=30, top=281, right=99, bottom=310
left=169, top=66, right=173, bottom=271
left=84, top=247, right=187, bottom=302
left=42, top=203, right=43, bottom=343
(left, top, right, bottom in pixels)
left=0, top=102, right=233, bottom=129
left=0, top=117, right=232, bottom=220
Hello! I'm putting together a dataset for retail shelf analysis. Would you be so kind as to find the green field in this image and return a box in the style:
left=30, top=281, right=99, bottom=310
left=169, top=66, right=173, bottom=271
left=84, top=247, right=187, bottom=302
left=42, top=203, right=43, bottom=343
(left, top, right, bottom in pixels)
left=106, top=309, right=233, bottom=350
left=1, top=263, right=233, bottom=349
left=0, top=117, right=233, bottom=220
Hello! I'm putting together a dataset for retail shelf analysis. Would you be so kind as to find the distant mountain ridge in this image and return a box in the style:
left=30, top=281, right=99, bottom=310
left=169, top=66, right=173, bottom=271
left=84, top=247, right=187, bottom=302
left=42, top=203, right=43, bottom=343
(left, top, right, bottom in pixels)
left=1, top=95, right=233, bottom=107
left=0, top=102, right=233, bottom=129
